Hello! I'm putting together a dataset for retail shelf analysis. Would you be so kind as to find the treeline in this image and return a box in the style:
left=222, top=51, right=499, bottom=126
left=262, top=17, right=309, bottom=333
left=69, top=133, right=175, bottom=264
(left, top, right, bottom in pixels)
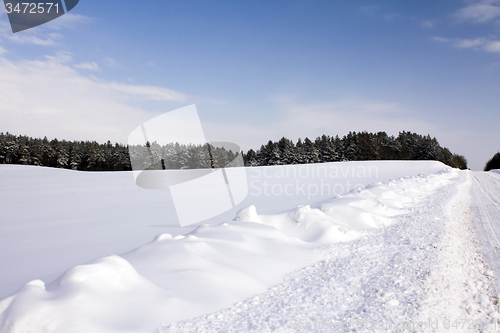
left=243, top=131, right=467, bottom=169
left=129, top=142, right=241, bottom=170
left=484, top=153, right=500, bottom=171
left=0, top=132, right=240, bottom=171
left=0, top=131, right=467, bottom=171
left=0, top=132, right=131, bottom=171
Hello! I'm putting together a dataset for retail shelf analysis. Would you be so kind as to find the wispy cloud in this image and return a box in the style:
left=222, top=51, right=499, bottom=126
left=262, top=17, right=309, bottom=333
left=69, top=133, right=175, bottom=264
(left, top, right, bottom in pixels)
left=0, top=13, right=90, bottom=45
left=75, top=62, right=100, bottom=71
left=359, top=5, right=378, bottom=16
left=359, top=5, right=401, bottom=22
left=454, top=0, right=500, bottom=23
left=203, top=97, right=437, bottom=152
left=45, top=50, right=73, bottom=62
left=105, top=57, right=117, bottom=68
left=273, top=98, right=433, bottom=138
left=4, top=32, right=62, bottom=45
left=0, top=14, right=11, bottom=33
left=433, top=36, right=500, bottom=53
left=420, top=20, right=435, bottom=28
left=483, top=40, right=500, bottom=52
left=105, top=83, right=188, bottom=102
left=384, top=13, right=401, bottom=22
left=0, top=52, right=189, bottom=144
left=43, top=13, right=92, bottom=30
left=456, top=37, right=487, bottom=48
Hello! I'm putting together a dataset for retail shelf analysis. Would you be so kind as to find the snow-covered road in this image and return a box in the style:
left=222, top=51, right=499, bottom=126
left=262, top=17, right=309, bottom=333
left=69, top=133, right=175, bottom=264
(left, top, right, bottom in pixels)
left=471, top=171, right=500, bottom=302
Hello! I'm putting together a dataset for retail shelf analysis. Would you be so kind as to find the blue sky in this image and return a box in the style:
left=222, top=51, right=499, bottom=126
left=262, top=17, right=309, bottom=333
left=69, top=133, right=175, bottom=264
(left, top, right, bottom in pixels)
left=0, top=0, right=499, bottom=170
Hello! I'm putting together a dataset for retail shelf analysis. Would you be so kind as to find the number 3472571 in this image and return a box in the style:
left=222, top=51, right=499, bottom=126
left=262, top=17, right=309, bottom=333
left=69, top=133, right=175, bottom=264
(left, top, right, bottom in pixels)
left=5, top=3, right=60, bottom=14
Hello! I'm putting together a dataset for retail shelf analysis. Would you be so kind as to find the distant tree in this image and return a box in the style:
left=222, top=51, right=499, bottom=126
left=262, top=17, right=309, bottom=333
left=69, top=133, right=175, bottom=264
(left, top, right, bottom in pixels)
left=357, top=131, right=377, bottom=160
left=342, top=132, right=359, bottom=161
left=484, top=153, right=500, bottom=171
left=303, top=137, right=319, bottom=163
left=277, top=137, right=296, bottom=164
left=244, top=149, right=259, bottom=166
left=295, top=138, right=306, bottom=164
left=451, top=154, right=468, bottom=170
left=315, top=135, right=339, bottom=162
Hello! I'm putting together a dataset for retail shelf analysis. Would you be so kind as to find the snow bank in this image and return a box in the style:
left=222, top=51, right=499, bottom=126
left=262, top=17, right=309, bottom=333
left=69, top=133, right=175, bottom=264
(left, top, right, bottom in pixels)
left=0, top=161, right=448, bottom=299
left=0, top=165, right=457, bottom=332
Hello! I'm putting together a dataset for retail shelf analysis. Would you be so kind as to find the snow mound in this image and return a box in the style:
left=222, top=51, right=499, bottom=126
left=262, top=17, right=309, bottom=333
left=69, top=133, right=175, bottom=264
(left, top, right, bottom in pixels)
left=0, top=255, right=182, bottom=333
left=237, top=170, right=457, bottom=244
left=235, top=205, right=261, bottom=223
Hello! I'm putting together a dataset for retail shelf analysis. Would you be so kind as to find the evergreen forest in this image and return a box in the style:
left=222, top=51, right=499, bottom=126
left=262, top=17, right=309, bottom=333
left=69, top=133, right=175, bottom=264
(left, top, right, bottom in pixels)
left=0, top=131, right=468, bottom=171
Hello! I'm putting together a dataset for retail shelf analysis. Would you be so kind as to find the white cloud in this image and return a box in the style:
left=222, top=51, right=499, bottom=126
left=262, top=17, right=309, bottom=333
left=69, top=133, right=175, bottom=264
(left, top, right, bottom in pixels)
left=4, top=33, right=62, bottom=45
left=0, top=13, right=89, bottom=43
left=45, top=50, right=73, bottom=63
left=483, top=40, right=500, bottom=52
left=0, top=45, right=6, bottom=55
left=421, top=20, right=435, bottom=28
left=455, top=37, right=488, bottom=48
left=432, top=36, right=500, bottom=53
left=0, top=53, right=190, bottom=144
left=105, top=58, right=117, bottom=68
left=432, top=36, right=451, bottom=43
left=0, top=15, right=11, bottom=33
left=454, top=0, right=500, bottom=23
left=75, top=62, right=100, bottom=71
left=105, top=83, right=188, bottom=102
left=43, top=14, right=92, bottom=30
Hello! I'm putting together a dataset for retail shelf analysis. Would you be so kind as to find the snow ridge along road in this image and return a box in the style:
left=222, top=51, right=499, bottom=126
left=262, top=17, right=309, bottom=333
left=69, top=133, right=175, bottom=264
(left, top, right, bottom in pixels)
left=160, top=171, right=500, bottom=333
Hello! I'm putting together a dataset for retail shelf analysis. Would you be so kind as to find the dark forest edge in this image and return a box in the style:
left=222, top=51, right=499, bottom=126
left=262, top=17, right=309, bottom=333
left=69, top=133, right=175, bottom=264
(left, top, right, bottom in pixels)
left=484, top=153, right=500, bottom=171
left=0, top=131, right=468, bottom=171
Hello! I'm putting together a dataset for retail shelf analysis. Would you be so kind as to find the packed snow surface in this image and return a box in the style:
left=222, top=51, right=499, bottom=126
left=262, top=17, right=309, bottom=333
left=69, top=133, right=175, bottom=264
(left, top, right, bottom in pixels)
left=1, top=162, right=499, bottom=332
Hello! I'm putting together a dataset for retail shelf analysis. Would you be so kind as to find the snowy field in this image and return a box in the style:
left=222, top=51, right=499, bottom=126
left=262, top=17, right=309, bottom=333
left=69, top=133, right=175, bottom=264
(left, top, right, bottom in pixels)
left=0, top=162, right=499, bottom=332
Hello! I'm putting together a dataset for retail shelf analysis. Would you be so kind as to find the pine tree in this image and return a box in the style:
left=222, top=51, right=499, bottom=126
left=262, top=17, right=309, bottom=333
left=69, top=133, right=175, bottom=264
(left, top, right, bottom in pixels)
left=342, top=132, right=359, bottom=161
left=315, top=135, right=335, bottom=162
left=303, top=137, right=319, bottom=164
left=357, top=131, right=376, bottom=160
left=295, top=138, right=306, bottom=164
left=244, top=149, right=259, bottom=166
left=277, top=137, right=296, bottom=164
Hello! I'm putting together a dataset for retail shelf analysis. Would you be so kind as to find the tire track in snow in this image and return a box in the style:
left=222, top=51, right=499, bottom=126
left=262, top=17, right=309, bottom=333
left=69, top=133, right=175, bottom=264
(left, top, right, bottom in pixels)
left=416, top=172, right=499, bottom=332
left=471, top=171, right=500, bottom=296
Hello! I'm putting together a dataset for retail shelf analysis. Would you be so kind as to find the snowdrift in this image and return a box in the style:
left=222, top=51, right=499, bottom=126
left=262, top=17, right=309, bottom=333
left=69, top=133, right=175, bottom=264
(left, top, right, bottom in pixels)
left=0, top=162, right=457, bottom=332
left=0, top=161, right=447, bottom=299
